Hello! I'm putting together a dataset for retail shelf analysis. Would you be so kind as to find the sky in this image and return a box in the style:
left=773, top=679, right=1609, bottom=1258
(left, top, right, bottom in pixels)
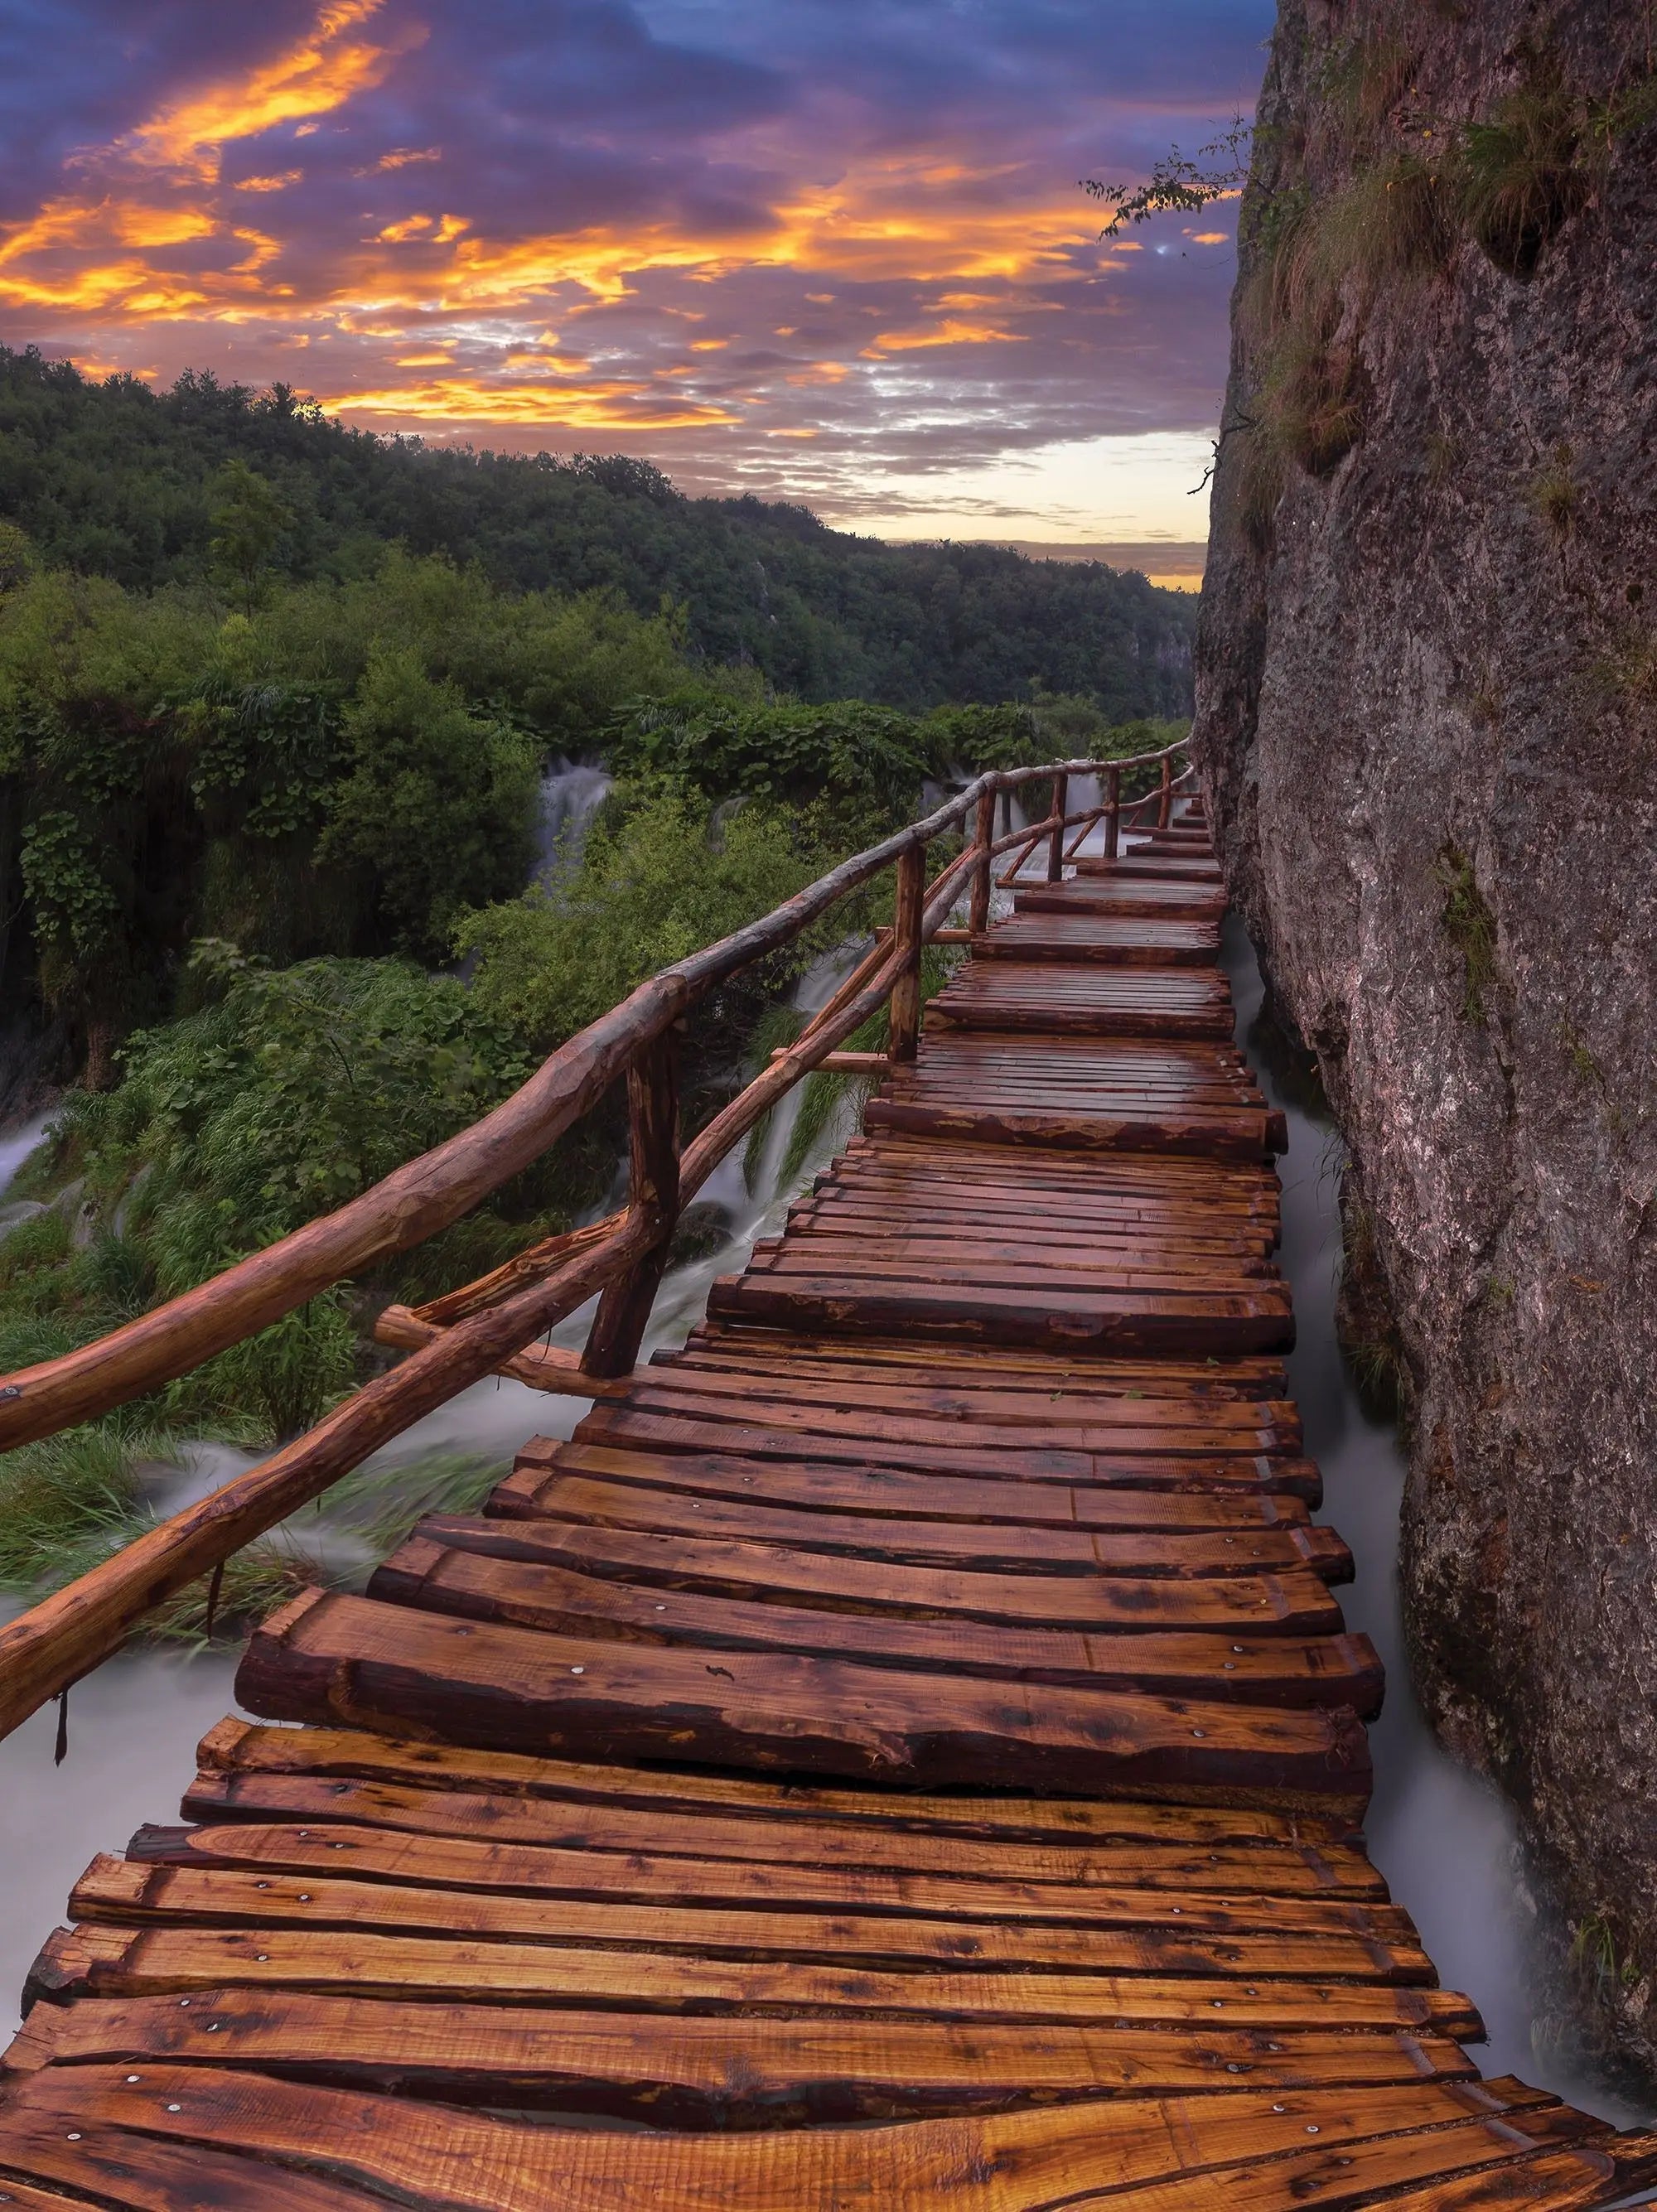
left=0, top=0, right=1275, bottom=565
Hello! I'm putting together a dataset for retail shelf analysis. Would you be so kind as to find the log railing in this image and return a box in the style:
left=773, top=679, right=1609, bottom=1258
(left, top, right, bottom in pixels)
left=0, top=737, right=1192, bottom=1744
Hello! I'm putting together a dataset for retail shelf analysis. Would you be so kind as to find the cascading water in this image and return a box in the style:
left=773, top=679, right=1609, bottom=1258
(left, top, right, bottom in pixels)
left=534, top=759, right=614, bottom=888
left=0, top=1109, right=52, bottom=1237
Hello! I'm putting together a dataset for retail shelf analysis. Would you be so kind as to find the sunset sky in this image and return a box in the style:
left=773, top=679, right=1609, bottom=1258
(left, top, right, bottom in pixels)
left=1, top=0, right=1273, bottom=560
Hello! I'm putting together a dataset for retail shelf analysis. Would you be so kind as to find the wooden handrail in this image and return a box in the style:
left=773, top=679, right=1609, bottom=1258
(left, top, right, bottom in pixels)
left=0, top=735, right=1194, bottom=1744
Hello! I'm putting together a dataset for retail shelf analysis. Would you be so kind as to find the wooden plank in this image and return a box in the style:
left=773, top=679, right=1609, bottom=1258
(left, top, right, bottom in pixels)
left=500, top=1439, right=1315, bottom=1528
left=234, top=1591, right=1372, bottom=1806
left=117, top=1818, right=1390, bottom=1918
left=190, top=1721, right=1375, bottom=1858
left=708, top=1273, right=1297, bottom=1356
left=363, top=1518, right=1347, bottom=1633
left=65, top=1856, right=1427, bottom=1971
left=570, top=1407, right=1324, bottom=1501
left=0, top=2066, right=1580, bottom=2211
left=436, top=1487, right=1348, bottom=1580
left=369, top=1541, right=1382, bottom=1711
left=7, top=1992, right=1481, bottom=2124
left=606, top=1379, right=1302, bottom=1442
left=861, top=1096, right=1287, bottom=1162
left=31, top=1920, right=1437, bottom=2015
left=669, top=1332, right=1289, bottom=1396
left=129, top=1810, right=1385, bottom=1911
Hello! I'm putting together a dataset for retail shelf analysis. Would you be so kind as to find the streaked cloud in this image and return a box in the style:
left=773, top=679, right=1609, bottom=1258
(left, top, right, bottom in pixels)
left=0, top=0, right=1271, bottom=536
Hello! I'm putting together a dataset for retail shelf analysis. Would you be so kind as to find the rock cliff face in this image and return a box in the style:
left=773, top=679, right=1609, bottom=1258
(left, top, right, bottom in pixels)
left=1194, top=0, right=1657, bottom=2070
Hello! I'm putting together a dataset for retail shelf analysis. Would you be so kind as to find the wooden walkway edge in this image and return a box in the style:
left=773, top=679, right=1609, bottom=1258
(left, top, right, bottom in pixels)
left=4, top=804, right=1654, bottom=2207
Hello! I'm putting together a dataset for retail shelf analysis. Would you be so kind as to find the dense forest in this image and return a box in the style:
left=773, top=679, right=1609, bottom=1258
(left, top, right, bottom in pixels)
left=0, top=348, right=1194, bottom=712
left=0, top=348, right=1191, bottom=1626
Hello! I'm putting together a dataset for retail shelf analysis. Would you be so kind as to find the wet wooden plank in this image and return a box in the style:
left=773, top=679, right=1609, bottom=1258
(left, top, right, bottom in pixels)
left=569, top=1406, right=1324, bottom=1501
left=432, top=1489, right=1347, bottom=1580
left=861, top=1096, right=1287, bottom=1162
left=189, top=1721, right=1375, bottom=1859
left=363, top=1519, right=1349, bottom=1634
left=368, top=1542, right=1381, bottom=1711
left=117, top=1818, right=1389, bottom=1919
left=7, top=1992, right=1480, bottom=2125
left=500, top=1438, right=1315, bottom=1529
left=234, top=1591, right=1372, bottom=1806
left=708, top=1270, right=1297, bottom=1355
left=0, top=2066, right=1584, bottom=2211
left=62, top=1856, right=1428, bottom=1973
left=973, top=915, right=1222, bottom=964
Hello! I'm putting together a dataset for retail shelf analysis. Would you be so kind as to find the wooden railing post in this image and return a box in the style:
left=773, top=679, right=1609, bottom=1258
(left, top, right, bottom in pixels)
left=887, top=842, right=927, bottom=1063
left=1046, top=771, right=1068, bottom=883
left=969, top=780, right=996, bottom=936
left=1157, top=755, right=1173, bottom=830
left=580, top=1027, right=681, bottom=1379
left=1105, top=767, right=1121, bottom=862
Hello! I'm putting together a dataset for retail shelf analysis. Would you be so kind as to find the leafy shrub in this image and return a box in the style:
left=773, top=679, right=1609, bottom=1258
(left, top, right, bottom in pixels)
left=459, top=785, right=835, bottom=1053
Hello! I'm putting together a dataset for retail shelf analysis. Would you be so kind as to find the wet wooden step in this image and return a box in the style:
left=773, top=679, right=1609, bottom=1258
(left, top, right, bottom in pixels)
left=973, top=914, right=1221, bottom=964
left=7, top=1994, right=1481, bottom=2127
left=709, top=1268, right=1297, bottom=1355
left=367, top=1544, right=1380, bottom=1710
left=0, top=2065, right=1603, bottom=2211
left=189, top=1720, right=1376, bottom=1858
left=235, top=1591, right=1371, bottom=1806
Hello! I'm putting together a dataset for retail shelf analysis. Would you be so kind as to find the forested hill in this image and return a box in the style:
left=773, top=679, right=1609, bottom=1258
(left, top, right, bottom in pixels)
left=0, top=347, right=1192, bottom=715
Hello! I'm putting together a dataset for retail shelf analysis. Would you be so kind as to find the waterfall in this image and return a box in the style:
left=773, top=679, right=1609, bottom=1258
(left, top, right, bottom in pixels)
left=533, top=759, right=614, bottom=889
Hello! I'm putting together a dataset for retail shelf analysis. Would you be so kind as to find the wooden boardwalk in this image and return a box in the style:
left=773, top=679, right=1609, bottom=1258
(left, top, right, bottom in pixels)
left=5, top=806, right=1655, bottom=2206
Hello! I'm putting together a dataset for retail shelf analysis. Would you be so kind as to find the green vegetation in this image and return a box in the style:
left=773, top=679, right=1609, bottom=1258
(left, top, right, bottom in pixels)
left=458, top=782, right=838, bottom=1062
left=1434, top=844, right=1500, bottom=1026
left=0, top=349, right=1195, bottom=715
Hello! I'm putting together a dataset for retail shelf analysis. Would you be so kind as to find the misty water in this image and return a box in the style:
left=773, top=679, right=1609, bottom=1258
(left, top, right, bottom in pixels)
left=0, top=846, right=1646, bottom=2131
left=1222, top=908, right=1648, bottom=2128
left=0, top=944, right=866, bottom=2032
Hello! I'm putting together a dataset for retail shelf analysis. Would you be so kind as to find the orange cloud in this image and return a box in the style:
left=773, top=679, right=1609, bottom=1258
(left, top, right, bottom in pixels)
left=374, top=147, right=441, bottom=171
left=325, top=374, right=740, bottom=429
left=862, top=318, right=1027, bottom=355
left=114, top=0, right=418, bottom=183
left=236, top=171, right=302, bottom=193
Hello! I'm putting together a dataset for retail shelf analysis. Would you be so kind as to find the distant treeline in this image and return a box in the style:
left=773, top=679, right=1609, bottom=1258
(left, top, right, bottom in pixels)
left=0, top=347, right=1194, bottom=715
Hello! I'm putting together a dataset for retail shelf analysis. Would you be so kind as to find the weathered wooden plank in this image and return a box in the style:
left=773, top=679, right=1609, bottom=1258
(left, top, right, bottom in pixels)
left=7, top=1992, right=1481, bottom=2125
left=190, top=1721, right=1374, bottom=1858
left=363, top=1517, right=1347, bottom=1634
left=571, top=1406, right=1324, bottom=1500
left=862, top=1096, right=1287, bottom=1162
left=603, top=1382, right=1302, bottom=1445
left=422, top=1491, right=1347, bottom=1582
left=0, top=2066, right=1579, bottom=2211
left=501, top=1438, right=1313, bottom=1530
left=234, top=1591, right=1371, bottom=1805
left=708, top=1271, right=1296, bottom=1356
left=65, top=1855, right=1427, bottom=1970
left=118, top=1818, right=1388, bottom=1918
left=367, top=1542, right=1381, bottom=1710
left=128, top=1811, right=1384, bottom=1912
left=29, top=1920, right=1439, bottom=2019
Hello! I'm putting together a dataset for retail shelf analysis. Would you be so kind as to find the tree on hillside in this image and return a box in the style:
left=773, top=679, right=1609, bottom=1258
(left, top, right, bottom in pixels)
left=210, top=461, right=292, bottom=615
